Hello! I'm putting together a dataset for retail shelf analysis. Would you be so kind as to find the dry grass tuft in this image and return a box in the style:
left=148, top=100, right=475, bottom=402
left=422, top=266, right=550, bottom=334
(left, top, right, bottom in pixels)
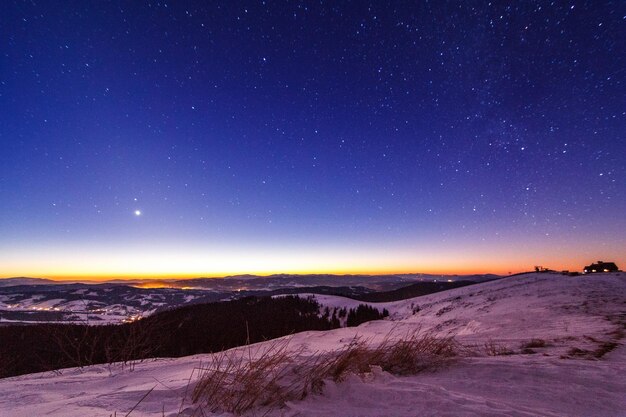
left=190, top=330, right=458, bottom=415
left=190, top=339, right=300, bottom=415
left=522, top=338, right=547, bottom=349
left=483, top=339, right=515, bottom=356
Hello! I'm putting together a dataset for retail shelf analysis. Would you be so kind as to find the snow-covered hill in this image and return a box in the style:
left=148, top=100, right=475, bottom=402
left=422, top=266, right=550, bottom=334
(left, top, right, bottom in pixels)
left=1, top=272, right=624, bottom=416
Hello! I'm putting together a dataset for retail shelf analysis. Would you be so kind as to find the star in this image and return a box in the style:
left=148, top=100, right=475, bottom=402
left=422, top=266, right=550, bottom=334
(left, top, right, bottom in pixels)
left=134, top=210, right=142, bottom=216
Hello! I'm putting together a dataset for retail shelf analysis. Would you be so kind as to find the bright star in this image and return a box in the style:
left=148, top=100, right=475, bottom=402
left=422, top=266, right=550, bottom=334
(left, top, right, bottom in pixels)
left=134, top=210, right=142, bottom=216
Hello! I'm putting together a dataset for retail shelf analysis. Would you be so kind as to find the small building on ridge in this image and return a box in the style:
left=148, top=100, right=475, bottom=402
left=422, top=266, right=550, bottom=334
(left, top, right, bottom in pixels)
left=583, top=261, right=619, bottom=274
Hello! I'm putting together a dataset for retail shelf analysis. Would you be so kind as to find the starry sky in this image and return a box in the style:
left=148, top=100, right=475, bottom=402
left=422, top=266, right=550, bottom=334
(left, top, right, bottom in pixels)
left=1, top=1, right=624, bottom=279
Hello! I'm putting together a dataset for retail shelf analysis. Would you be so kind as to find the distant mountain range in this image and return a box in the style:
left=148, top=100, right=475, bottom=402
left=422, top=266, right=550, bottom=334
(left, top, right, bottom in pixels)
left=0, top=273, right=501, bottom=325
left=0, top=277, right=59, bottom=287
left=0, top=273, right=500, bottom=289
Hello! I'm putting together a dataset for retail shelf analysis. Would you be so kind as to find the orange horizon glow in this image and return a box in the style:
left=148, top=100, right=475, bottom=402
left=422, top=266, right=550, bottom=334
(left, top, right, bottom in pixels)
left=1, top=239, right=623, bottom=282
left=0, top=261, right=610, bottom=282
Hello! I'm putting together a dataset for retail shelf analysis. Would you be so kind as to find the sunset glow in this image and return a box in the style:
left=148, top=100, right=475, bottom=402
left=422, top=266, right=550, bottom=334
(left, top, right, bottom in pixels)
left=1, top=1, right=623, bottom=281
left=1, top=236, right=622, bottom=280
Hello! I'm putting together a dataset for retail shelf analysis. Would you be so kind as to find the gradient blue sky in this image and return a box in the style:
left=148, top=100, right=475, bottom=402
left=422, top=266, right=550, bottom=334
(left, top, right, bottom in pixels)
left=1, top=1, right=624, bottom=279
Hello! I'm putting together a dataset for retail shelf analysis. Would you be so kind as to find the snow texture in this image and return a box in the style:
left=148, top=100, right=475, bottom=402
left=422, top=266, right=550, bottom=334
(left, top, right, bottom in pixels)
left=1, top=272, right=624, bottom=416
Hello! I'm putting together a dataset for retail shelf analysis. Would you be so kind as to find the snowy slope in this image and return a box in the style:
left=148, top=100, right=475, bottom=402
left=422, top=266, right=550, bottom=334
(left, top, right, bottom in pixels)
left=0, top=272, right=624, bottom=416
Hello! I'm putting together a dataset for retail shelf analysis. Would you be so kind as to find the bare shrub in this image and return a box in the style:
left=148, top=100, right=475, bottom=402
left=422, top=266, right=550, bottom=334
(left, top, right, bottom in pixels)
left=521, top=338, right=547, bottom=350
left=519, top=338, right=552, bottom=353
left=191, top=330, right=458, bottom=415
left=483, top=339, right=514, bottom=356
left=565, top=347, right=592, bottom=358
left=563, top=342, right=619, bottom=360
left=41, top=322, right=105, bottom=370
left=0, top=351, right=18, bottom=379
left=593, top=341, right=618, bottom=358
left=105, top=317, right=166, bottom=372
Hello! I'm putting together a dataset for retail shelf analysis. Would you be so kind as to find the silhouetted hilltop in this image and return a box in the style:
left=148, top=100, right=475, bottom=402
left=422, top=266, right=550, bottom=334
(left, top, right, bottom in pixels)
left=349, top=280, right=478, bottom=302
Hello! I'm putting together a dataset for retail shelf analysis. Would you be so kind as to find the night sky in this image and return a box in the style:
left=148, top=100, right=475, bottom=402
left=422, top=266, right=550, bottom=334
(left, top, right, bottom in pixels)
left=1, top=1, right=624, bottom=279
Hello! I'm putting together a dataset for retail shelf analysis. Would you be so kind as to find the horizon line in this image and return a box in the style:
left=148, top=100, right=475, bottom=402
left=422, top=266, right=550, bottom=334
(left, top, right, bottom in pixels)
left=0, top=269, right=539, bottom=282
